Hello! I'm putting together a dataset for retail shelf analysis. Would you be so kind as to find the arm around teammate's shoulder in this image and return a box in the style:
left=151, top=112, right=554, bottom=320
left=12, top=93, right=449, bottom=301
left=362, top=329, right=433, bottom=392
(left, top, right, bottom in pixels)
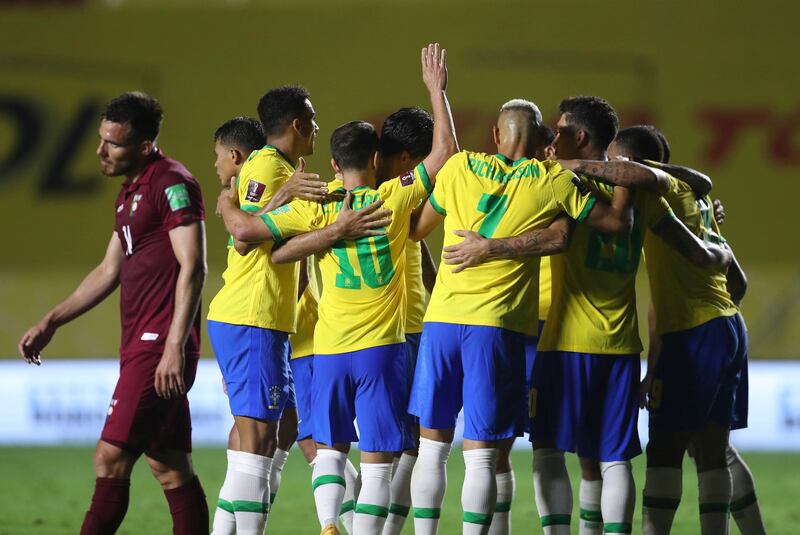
left=582, top=185, right=635, bottom=235
left=651, top=215, right=731, bottom=269
left=217, top=178, right=276, bottom=243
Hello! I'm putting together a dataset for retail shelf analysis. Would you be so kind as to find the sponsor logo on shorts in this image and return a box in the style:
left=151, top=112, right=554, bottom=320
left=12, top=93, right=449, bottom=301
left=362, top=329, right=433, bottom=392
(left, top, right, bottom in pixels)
left=400, top=171, right=415, bottom=186
left=140, top=332, right=159, bottom=341
left=245, top=180, right=266, bottom=202
left=268, top=385, right=282, bottom=410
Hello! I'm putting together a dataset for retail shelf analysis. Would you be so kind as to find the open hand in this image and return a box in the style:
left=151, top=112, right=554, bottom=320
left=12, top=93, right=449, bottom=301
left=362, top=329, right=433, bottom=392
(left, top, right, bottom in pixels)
left=18, top=319, right=54, bottom=365
left=333, top=191, right=393, bottom=240
left=422, top=43, right=447, bottom=93
left=442, top=230, right=490, bottom=273
left=277, top=157, right=327, bottom=204
left=216, top=177, right=239, bottom=216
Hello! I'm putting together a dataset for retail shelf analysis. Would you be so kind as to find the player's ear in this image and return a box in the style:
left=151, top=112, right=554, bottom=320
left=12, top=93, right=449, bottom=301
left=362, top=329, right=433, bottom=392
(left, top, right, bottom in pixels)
left=139, top=139, right=154, bottom=157
left=575, top=128, right=588, bottom=148
left=231, top=148, right=244, bottom=166
left=492, top=125, right=501, bottom=146
left=331, top=158, right=342, bottom=175
left=372, top=151, right=380, bottom=171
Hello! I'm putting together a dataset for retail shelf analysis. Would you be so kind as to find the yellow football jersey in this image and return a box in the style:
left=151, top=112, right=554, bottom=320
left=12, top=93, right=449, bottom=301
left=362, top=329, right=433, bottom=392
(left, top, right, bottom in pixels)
left=423, top=151, right=596, bottom=336
left=207, top=145, right=300, bottom=333
left=538, top=179, right=674, bottom=354
left=289, top=255, right=323, bottom=359
left=538, top=256, right=552, bottom=322
left=405, top=240, right=428, bottom=335
left=261, top=163, right=433, bottom=354
left=644, top=175, right=737, bottom=335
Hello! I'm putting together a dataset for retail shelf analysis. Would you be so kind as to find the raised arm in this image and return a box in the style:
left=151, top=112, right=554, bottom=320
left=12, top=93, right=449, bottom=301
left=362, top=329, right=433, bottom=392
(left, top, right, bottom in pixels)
left=582, top=185, right=635, bottom=235
left=559, top=159, right=670, bottom=195
left=651, top=216, right=731, bottom=269
left=270, top=192, right=392, bottom=264
left=409, top=199, right=444, bottom=241
left=440, top=214, right=573, bottom=273
left=18, top=232, right=124, bottom=364
left=642, top=159, right=713, bottom=196
left=155, top=221, right=207, bottom=399
left=419, top=43, right=458, bottom=181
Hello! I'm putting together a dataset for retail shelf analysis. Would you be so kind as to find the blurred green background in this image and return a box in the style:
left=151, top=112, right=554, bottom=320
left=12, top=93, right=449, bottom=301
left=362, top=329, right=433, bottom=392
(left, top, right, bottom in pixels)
left=1, top=0, right=797, bottom=358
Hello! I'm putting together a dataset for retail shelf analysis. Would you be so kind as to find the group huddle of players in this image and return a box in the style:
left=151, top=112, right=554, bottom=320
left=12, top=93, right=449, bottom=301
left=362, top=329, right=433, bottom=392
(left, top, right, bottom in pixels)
left=17, top=43, right=765, bottom=535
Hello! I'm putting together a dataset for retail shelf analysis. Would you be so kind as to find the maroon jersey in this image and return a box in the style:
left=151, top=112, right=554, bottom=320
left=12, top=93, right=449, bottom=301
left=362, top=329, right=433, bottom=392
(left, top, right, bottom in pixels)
left=114, top=151, right=205, bottom=359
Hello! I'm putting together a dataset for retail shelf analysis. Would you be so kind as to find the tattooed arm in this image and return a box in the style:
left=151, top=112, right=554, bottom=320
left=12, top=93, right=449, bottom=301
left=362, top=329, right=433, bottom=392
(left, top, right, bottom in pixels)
left=441, top=214, right=573, bottom=273
left=559, top=159, right=670, bottom=195
left=641, top=159, right=713, bottom=196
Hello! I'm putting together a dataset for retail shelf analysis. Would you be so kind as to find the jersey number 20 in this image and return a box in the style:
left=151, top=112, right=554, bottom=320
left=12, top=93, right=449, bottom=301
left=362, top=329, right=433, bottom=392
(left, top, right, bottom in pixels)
left=333, top=235, right=395, bottom=289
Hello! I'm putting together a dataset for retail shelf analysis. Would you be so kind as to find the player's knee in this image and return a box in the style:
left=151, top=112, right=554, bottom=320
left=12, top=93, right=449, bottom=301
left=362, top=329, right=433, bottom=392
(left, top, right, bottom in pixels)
left=146, top=456, right=193, bottom=490
left=579, top=457, right=602, bottom=480
left=599, top=460, right=632, bottom=477
left=646, top=434, right=686, bottom=468
left=93, top=441, right=135, bottom=478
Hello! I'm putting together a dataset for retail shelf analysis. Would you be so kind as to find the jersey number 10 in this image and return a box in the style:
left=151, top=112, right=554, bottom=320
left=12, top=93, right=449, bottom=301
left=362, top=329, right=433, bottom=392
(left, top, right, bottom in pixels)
left=332, top=235, right=395, bottom=290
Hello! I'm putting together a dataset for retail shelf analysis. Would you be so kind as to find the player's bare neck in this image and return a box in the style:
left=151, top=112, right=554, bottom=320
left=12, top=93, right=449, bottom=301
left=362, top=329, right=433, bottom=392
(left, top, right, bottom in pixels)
left=342, top=171, right=375, bottom=190
left=496, top=144, right=531, bottom=164
left=579, top=146, right=607, bottom=162
left=126, top=151, right=158, bottom=184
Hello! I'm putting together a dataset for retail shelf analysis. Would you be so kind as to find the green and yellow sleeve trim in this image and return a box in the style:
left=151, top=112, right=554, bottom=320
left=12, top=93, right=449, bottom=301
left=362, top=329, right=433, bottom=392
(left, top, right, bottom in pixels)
left=576, top=195, right=597, bottom=222
left=416, top=162, right=433, bottom=194
left=259, top=213, right=284, bottom=243
left=429, top=192, right=446, bottom=216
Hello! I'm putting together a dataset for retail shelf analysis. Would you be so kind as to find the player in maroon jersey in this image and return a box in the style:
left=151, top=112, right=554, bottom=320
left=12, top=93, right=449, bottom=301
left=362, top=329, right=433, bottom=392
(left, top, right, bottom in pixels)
left=18, top=92, right=209, bottom=535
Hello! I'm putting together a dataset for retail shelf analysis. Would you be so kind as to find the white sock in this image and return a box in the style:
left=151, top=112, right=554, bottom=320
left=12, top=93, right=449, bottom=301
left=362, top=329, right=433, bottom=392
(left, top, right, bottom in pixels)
left=382, top=453, right=417, bottom=535
left=488, top=470, right=515, bottom=535
left=410, top=437, right=452, bottom=535
left=312, top=449, right=347, bottom=528
left=727, top=446, right=766, bottom=535
left=227, top=450, right=272, bottom=535
left=269, top=448, right=289, bottom=506
left=339, top=457, right=358, bottom=534
left=578, top=479, right=603, bottom=535
left=354, top=463, right=393, bottom=534
left=698, top=468, right=732, bottom=535
left=462, top=448, right=498, bottom=535
left=642, top=467, right=682, bottom=535
left=600, top=461, right=635, bottom=534
left=532, top=448, right=572, bottom=535
left=211, top=449, right=237, bottom=535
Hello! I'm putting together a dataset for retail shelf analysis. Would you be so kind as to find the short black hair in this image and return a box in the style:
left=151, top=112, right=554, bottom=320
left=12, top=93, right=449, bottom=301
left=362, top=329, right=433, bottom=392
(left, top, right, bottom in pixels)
left=559, top=96, right=619, bottom=151
left=102, top=91, right=163, bottom=142
left=380, top=107, right=433, bottom=158
left=331, top=121, right=380, bottom=172
left=644, top=125, right=671, bottom=163
left=214, top=116, right=265, bottom=153
left=540, top=125, right=555, bottom=147
left=257, top=86, right=312, bottom=138
left=614, top=126, right=665, bottom=163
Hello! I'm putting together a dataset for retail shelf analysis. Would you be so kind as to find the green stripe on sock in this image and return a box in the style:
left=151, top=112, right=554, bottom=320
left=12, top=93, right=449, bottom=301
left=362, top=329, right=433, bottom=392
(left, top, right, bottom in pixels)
left=700, top=501, right=731, bottom=514
left=495, top=501, right=512, bottom=513
left=730, top=491, right=757, bottom=512
left=580, top=508, right=603, bottom=522
left=541, top=514, right=571, bottom=526
left=643, top=495, right=681, bottom=510
left=217, top=499, right=234, bottom=513
left=463, top=511, right=493, bottom=525
left=340, top=499, right=355, bottom=515
left=414, top=507, right=441, bottom=519
left=389, top=503, right=411, bottom=517
left=355, top=503, right=389, bottom=518
left=312, top=474, right=346, bottom=490
left=604, top=521, right=632, bottom=533
left=218, top=500, right=269, bottom=513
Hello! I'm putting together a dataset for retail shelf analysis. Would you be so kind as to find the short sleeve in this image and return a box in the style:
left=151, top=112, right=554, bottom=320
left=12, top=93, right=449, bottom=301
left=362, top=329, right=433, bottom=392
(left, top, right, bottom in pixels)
left=640, top=191, right=676, bottom=231
left=157, top=172, right=205, bottom=231
left=238, top=154, right=292, bottom=213
left=429, top=152, right=462, bottom=217
left=379, top=162, right=434, bottom=215
left=547, top=164, right=595, bottom=222
left=260, top=199, right=322, bottom=243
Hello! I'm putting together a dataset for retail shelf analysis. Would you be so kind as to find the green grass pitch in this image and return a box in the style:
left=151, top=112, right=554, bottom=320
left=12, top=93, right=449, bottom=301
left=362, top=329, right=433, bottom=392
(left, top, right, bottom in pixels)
left=0, top=448, right=796, bottom=534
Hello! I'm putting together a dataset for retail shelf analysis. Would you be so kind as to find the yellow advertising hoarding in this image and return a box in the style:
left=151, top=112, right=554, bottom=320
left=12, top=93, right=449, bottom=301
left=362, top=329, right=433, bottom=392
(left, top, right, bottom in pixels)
left=0, top=1, right=797, bottom=358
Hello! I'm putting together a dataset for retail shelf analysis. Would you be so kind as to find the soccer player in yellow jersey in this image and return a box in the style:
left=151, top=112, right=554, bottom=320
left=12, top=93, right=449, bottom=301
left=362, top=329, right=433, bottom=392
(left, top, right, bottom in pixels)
left=610, top=127, right=757, bottom=535
left=265, top=105, right=441, bottom=535
left=405, top=97, right=660, bottom=535
left=439, top=97, right=732, bottom=535
left=217, top=43, right=456, bottom=535
left=206, top=87, right=326, bottom=535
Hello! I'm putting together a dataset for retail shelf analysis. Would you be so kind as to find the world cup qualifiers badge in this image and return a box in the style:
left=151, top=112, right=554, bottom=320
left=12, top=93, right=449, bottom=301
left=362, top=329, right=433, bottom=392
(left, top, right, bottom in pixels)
left=268, top=386, right=282, bottom=410
left=245, top=180, right=267, bottom=202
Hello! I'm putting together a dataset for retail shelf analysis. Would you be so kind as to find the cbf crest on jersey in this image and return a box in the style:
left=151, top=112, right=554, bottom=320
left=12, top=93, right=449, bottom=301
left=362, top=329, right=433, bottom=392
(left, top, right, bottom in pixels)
left=268, top=385, right=282, bottom=410
left=245, top=180, right=267, bottom=202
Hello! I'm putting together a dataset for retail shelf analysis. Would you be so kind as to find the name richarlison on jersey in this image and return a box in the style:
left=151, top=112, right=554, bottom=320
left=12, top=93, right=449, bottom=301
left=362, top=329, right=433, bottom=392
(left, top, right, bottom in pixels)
left=467, top=155, right=542, bottom=183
